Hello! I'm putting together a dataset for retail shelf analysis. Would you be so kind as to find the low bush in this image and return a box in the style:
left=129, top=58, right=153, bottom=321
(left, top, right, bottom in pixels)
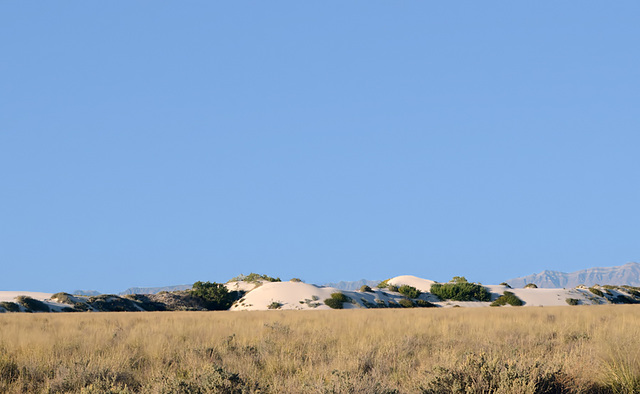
left=190, top=281, right=234, bottom=310
left=429, top=282, right=491, bottom=302
left=0, top=301, right=20, bottom=312
left=324, top=298, right=343, bottom=309
left=499, top=282, right=512, bottom=288
left=324, top=292, right=349, bottom=309
left=229, top=273, right=281, bottom=283
left=490, top=291, right=523, bottom=307
left=377, top=279, right=390, bottom=289
left=360, top=285, right=372, bottom=292
left=399, top=298, right=415, bottom=308
left=267, top=301, right=282, bottom=309
left=566, top=298, right=579, bottom=306
left=330, top=292, right=349, bottom=303
left=15, top=296, right=49, bottom=312
left=387, top=285, right=399, bottom=292
left=289, top=278, right=302, bottom=282
left=415, top=299, right=437, bottom=308
left=51, top=292, right=74, bottom=304
left=524, top=283, right=538, bottom=289
left=589, top=287, right=604, bottom=297
left=398, top=285, right=421, bottom=299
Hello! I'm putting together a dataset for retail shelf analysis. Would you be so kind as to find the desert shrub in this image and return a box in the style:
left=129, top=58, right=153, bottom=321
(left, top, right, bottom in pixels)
left=566, top=298, right=579, bottom=306
left=360, top=285, right=373, bottom=292
left=375, top=299, right=386, bottom=308
left=329, top=292, right=349, bottom=303
left=612, top=295, right=638, bottom=304
left=399, top=298, right=415, bottom=308
left=589, top=287, right=604, bottom=297
left=51, top=292, right=74, bottom=304
left=87, top=295, right=139, bottom=312
left=490, top=291, right=523, bottom=307
left=15, top=296, right=49, bottom=312
left=450, top=276, right=468, bottom=283
left=524, top=283, right=538, bottom=289
left=415, top=299, right=437, bottom=308
left=190, top=281, right=234, bottom=310
left=429, top=282, right=491, bottom=302
left=386, top=300, right=401, bottom=308
left=377, top=279, right=390, bottom=288
left=324, top=298, right=343, bottom=309
left=289, top=278, right=302, bottom=282
left=398, top=285, right=421, bottom=299
left=228, top=273, right=281, bottom=283
left=0, top=301, right=20, bottom=312
left=267, top=301, right=282, bottom=309
left=388, top=285, right=399, bottom=292
left=499, top=282, right=512, bottom=288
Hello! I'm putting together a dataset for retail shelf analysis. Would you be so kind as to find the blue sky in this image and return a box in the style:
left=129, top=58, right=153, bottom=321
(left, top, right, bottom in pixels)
left=1, top=2, right=639, bottom=293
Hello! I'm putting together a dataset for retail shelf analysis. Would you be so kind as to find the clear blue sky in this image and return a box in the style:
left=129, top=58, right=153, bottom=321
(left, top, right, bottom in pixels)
left=1, top=2, right=639, bottom=293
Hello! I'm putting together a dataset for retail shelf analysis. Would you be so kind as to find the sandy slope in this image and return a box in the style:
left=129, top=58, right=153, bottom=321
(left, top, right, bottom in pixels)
left=0, top=291, right=70, bottom=312
left=230, top=276, right=624, bottom=311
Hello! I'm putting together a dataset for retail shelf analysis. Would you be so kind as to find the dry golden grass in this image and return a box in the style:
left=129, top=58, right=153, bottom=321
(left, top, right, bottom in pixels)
left=1, top=305, right=639, bottom=393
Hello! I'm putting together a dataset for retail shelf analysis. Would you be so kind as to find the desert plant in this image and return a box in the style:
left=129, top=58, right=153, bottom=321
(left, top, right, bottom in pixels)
left=15, top=296, right=49, bottom=312
left=415, top=299, right=437, bottom=308
left=399, top=298, right=415, bottom=308
left=376, top=279, right=390, bottom=288
left=499, top=282, right=512, bottom=288
left=398, top=285, right=421, bottom=299
left=524, top=283, right=538, bottom=289
left=360, top=285, right=373, bottom=292
left=190, top=281, right=234, bottom=310
left=589, top=287, right=604, bottom=297
left=229, top=273, right=281, bottom=283
left=324, top=298, right=343, bottom=309
left=330, top=292, right=348, bottom=303
left=0, top=301, right=20, bottom=312
left=566, top=298, right=579, bottom=306
left=450, top=276, right=468, bottom=284
left=289, top=278, right=302, bottom=282
left=429, top=282, right=491, bottom=302
left=387, top=285, right=399, bottom=292
left=267, top=301, right=282, bottom=309
left=490, top=291, right=523, bottom=307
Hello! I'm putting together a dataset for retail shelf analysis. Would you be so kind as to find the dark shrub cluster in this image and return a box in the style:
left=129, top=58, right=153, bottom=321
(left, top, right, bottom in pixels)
left=524, top=283, right=538, bottom=289
left=415, top=299, right=437, bottom=308
left=15, top=296, right=49, bottom=312
left=490, top=291, right=523, bottom=307
left=324, top=292, right=349, bottom=309
left=399, top=298, right=415, bottom=308
left=229, top=273, right=281, bottom=283
left=398, top=285, right=421, bottom=299
left=376, top=279, right=390, bottom=289
left=190, top=281, right=234, bottom=310
left=360, top=285, right=373, bottom=292
left=589, top=287, right=604, bottom=297
left=0, top=301, right=20, bottom=312
left=429, top=282, right=491, bottom=302
left=388, top=285, right=399, bottom=292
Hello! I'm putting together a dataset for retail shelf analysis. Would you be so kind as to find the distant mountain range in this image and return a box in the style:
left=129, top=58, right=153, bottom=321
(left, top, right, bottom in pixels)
left=505, top=262, right=640, bottom=288
left=322, top=279, right=380, bottom=291
left=72, top=285, right=192, bottom=296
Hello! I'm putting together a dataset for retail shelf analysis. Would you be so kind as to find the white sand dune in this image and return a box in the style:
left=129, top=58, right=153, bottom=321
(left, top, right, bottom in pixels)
left=2, top=275, right=630, bottom=312
left=0, top=291, right=70, bottom=312
left=231, top=275, right=626, bottom=310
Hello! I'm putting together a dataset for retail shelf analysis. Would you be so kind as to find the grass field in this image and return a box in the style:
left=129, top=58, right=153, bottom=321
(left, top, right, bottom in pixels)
left=1, top=306, right=639, bottom=393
